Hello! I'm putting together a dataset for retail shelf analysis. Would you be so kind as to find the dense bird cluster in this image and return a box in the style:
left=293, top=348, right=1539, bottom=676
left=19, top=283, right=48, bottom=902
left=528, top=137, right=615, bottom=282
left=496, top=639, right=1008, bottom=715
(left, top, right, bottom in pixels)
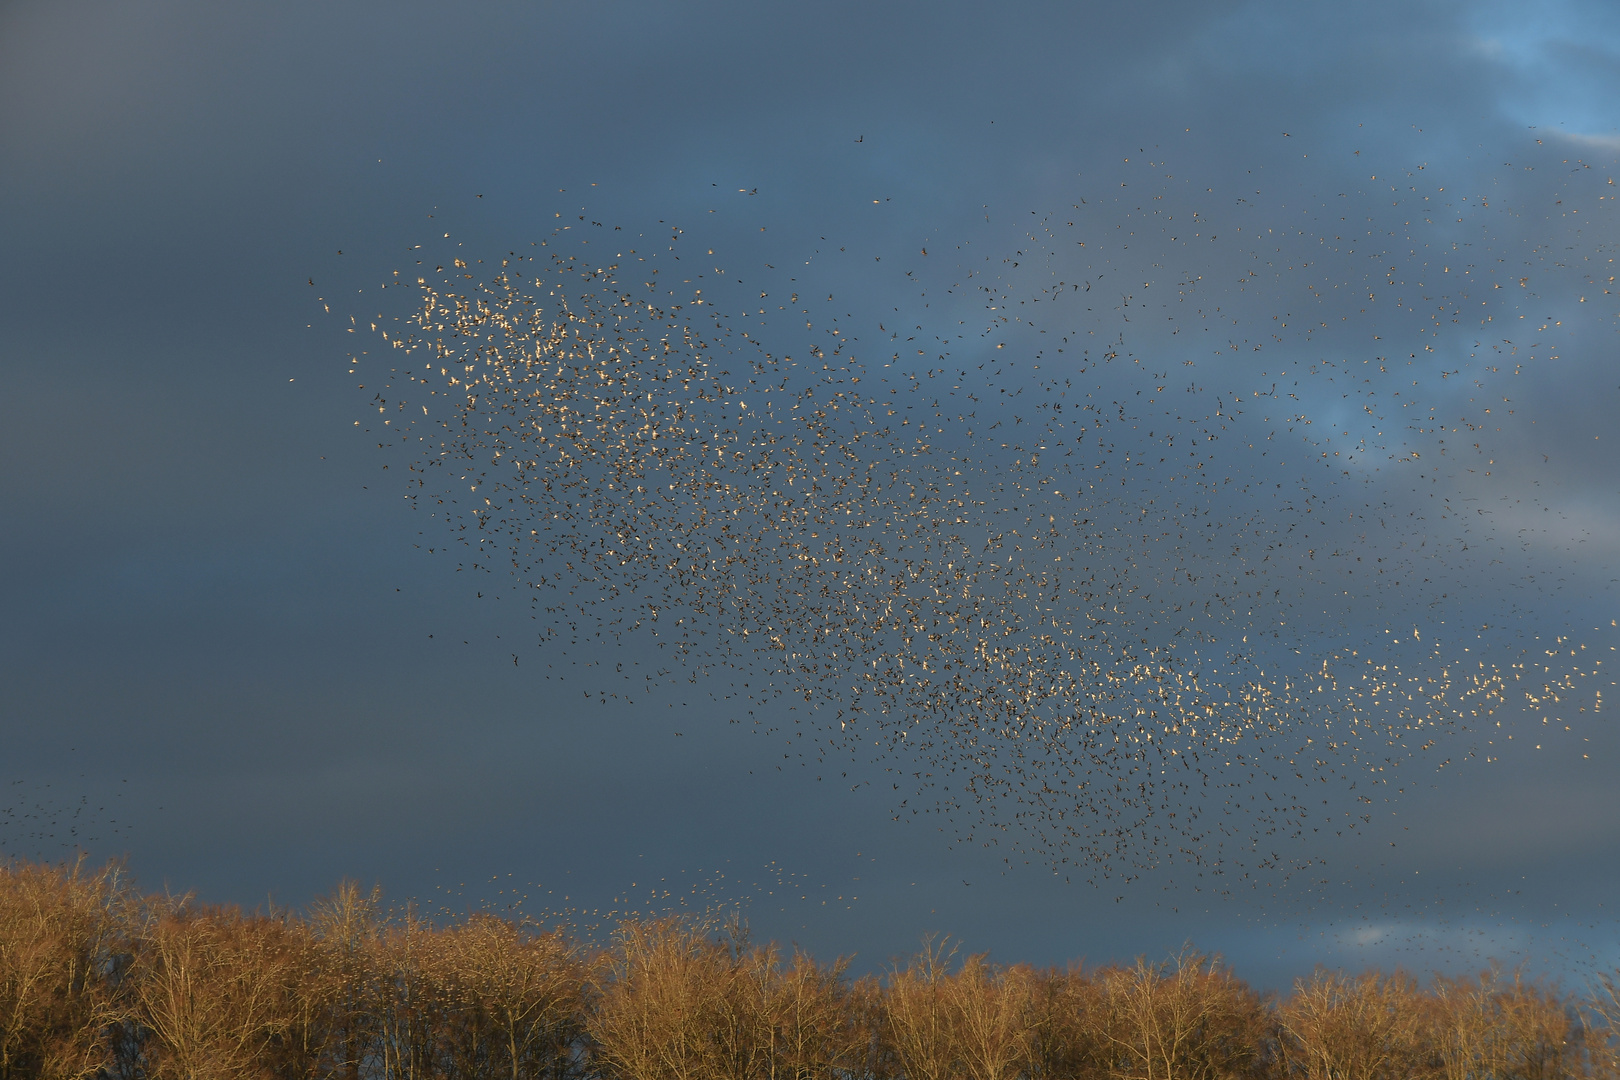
left=349, top=146, right=1613, bottom=883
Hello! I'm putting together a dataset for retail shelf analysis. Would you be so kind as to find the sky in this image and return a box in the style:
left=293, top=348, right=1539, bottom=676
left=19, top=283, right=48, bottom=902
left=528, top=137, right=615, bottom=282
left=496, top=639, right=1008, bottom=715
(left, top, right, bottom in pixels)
left=2, top=0, right=1618, bottom=990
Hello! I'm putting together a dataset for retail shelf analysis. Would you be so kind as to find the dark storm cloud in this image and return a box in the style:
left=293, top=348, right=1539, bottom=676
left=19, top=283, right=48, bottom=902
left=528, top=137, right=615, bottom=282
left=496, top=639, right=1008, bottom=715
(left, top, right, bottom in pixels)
left=1, top=0, right=1616, bottom=980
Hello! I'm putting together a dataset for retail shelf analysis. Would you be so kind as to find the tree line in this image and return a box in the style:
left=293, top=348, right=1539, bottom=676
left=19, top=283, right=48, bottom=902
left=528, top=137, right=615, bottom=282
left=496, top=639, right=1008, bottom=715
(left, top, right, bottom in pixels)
left=3, top=857, right=1617, bottom=1080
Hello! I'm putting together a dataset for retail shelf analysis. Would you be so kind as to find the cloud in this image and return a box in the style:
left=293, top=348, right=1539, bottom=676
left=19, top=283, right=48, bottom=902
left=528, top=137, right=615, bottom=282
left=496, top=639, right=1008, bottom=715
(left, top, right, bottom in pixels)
left=1553, top=130, right=1620, bottom=153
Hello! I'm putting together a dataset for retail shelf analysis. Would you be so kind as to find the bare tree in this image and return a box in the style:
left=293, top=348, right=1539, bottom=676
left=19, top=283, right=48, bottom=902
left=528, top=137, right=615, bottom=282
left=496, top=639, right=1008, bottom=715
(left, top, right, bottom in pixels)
left=1491, top=970, right=1577, bottom=1080
left=1276, top=968, right=1425, bottom=1080
left=11, top=854, right=1615, bottom=1080
left=765, top=948, right=863, bottom=1080
left=1582, top=972, right=1620, bottom=1080
left=588, top=916, right=738, bottom=1080
left=370, top=908, right=448, bottom=1080
left=1093, top=949, right=1266, bottom=1080
left=129, top=901, right=315, bottom=1080
left=1427, top=967, right=1516, bottom=1080
left=880, top=937, right=962, bottom=1080
left=306, top=881, right=385, bottom=1080
left=426, top=913, right=583, bottom=1080
left=944, top=956, right=1035, bottom=1080
left=1026, top=966, right=1108, bottom=1080
left=0, top=858, right=130, bottom=1080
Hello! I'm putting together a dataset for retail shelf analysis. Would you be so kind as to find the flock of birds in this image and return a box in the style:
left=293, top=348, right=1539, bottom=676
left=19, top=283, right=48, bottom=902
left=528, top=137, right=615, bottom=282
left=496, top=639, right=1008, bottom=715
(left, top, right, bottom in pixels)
left=348, top=142, right=1614, bottom=885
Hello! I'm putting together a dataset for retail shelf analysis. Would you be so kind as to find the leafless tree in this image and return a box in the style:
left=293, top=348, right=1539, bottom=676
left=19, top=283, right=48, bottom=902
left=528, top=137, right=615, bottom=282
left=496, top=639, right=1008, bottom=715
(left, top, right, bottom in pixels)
left=1093, top=949, right=1267, bottom=1080
left=0, top=858, right=130, bottom=1080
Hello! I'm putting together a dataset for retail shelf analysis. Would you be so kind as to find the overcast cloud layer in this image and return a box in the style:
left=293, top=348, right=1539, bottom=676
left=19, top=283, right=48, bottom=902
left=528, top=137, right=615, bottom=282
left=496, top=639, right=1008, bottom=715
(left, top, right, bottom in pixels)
left=2, top=0, right=1618, bottom=987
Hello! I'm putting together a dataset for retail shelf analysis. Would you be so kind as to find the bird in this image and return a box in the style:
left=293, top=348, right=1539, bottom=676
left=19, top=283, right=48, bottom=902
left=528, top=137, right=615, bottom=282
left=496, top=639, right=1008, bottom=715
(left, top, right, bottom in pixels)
left=349, top=139, right=1608, bottom=887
